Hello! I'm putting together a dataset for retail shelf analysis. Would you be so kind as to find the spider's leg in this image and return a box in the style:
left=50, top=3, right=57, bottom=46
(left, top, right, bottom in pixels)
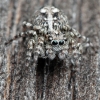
left=61, top=24, right=72, bottom=31
left=5, top=21, right=34, bottom=45
left=70, top=27, right=91, bottom=46
left=62, top=24, right=93, bottom=54
left=80, top=35, right=93, bottom=49
left=61, top=24, right=81, bottom=38
left=73, top=32, right=93, bottom=54
left=33, top=24, right=49, bottom=35
left=71, top=37, right=94, bottom=69
left=25, top=39, right=35, bottom=67
left=32, top=36, right=45, bottom=69
left=5, top=32, right=26, bottom=45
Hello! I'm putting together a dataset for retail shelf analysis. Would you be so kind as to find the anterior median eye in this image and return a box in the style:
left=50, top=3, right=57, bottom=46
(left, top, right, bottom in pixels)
left=59, top=40, right=65, bottom=45
left=51, top=40, right=58, bottom=45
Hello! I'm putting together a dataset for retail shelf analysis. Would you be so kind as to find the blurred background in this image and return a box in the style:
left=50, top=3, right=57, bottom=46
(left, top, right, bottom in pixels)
left=0, top=0, right=100, bottom=100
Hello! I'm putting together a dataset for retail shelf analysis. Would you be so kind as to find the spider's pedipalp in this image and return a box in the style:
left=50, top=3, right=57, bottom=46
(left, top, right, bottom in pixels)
left=58, top=52, right=66, bottom=60
left=58, top=45, right=69, bottom=60
left=46, top=49, right=56, bottom=60
left=46, top=45, right=56, bottom=60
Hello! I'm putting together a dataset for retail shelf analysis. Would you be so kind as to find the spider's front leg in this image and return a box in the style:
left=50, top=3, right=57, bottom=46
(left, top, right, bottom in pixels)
left=26, top=38, right=35, bottom=67
left=32, top=36, right=45, bottom=69
left=5, top=21, right=34, bottom=45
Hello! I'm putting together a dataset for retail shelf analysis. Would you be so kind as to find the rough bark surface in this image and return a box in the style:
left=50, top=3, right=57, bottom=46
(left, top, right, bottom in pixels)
left=0, top=0, right=100, bottom=100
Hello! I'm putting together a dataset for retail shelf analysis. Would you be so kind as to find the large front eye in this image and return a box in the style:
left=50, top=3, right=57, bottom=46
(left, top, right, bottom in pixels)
left=59, top=40, right=65, bottom=45
left=51, top=40, right=58, bottom=45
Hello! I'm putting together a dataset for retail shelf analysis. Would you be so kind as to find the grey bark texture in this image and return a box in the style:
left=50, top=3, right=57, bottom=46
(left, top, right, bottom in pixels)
left=0, top=0, right=100, bottom=100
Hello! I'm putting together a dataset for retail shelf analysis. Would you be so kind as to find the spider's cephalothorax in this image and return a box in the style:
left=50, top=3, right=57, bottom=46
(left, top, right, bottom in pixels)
left=5, top=6, right=92, bottom=68
left=33, top=6, right=68, bottom=34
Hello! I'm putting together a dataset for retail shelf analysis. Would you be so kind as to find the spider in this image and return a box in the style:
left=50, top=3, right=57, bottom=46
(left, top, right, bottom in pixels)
left=5, top=6, right=92, bottom=68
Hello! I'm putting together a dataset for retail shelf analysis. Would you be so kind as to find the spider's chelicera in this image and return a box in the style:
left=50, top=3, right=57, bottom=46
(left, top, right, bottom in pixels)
left=5, top=6, right=92, bottom=68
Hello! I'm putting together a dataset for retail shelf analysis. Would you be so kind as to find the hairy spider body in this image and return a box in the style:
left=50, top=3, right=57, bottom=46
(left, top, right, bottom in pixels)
left=5, top=6, right=92, bottom=68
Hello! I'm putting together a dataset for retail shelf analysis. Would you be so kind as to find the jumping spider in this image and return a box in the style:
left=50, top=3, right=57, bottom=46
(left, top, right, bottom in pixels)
left=5, top=6, right=92, bottom=68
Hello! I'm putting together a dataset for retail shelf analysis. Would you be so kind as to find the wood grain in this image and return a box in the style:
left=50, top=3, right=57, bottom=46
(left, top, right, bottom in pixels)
left=0, top=0, right=100, bottom=100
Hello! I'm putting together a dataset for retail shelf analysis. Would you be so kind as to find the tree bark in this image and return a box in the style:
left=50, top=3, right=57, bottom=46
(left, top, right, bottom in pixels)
left=0, top=0, right=100, bottom=100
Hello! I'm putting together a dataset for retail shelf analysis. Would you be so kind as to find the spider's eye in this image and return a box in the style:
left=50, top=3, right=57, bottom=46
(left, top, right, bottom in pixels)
left=51, top=40, right=58, bottom=45
left=62, top=31, right=65, bottom=34
left=42, top=13, right=47, bottom=18
left=47, top=31, right=51, bottom=34
left=59, top=40, right=65, bottom=45
left=63, top=37, right=67, bottom=41
left=48, top=36, right=53, bottom=41
left=40, top=8, right=47, bottom=18
left=53, top=12, right=58, bottom=18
